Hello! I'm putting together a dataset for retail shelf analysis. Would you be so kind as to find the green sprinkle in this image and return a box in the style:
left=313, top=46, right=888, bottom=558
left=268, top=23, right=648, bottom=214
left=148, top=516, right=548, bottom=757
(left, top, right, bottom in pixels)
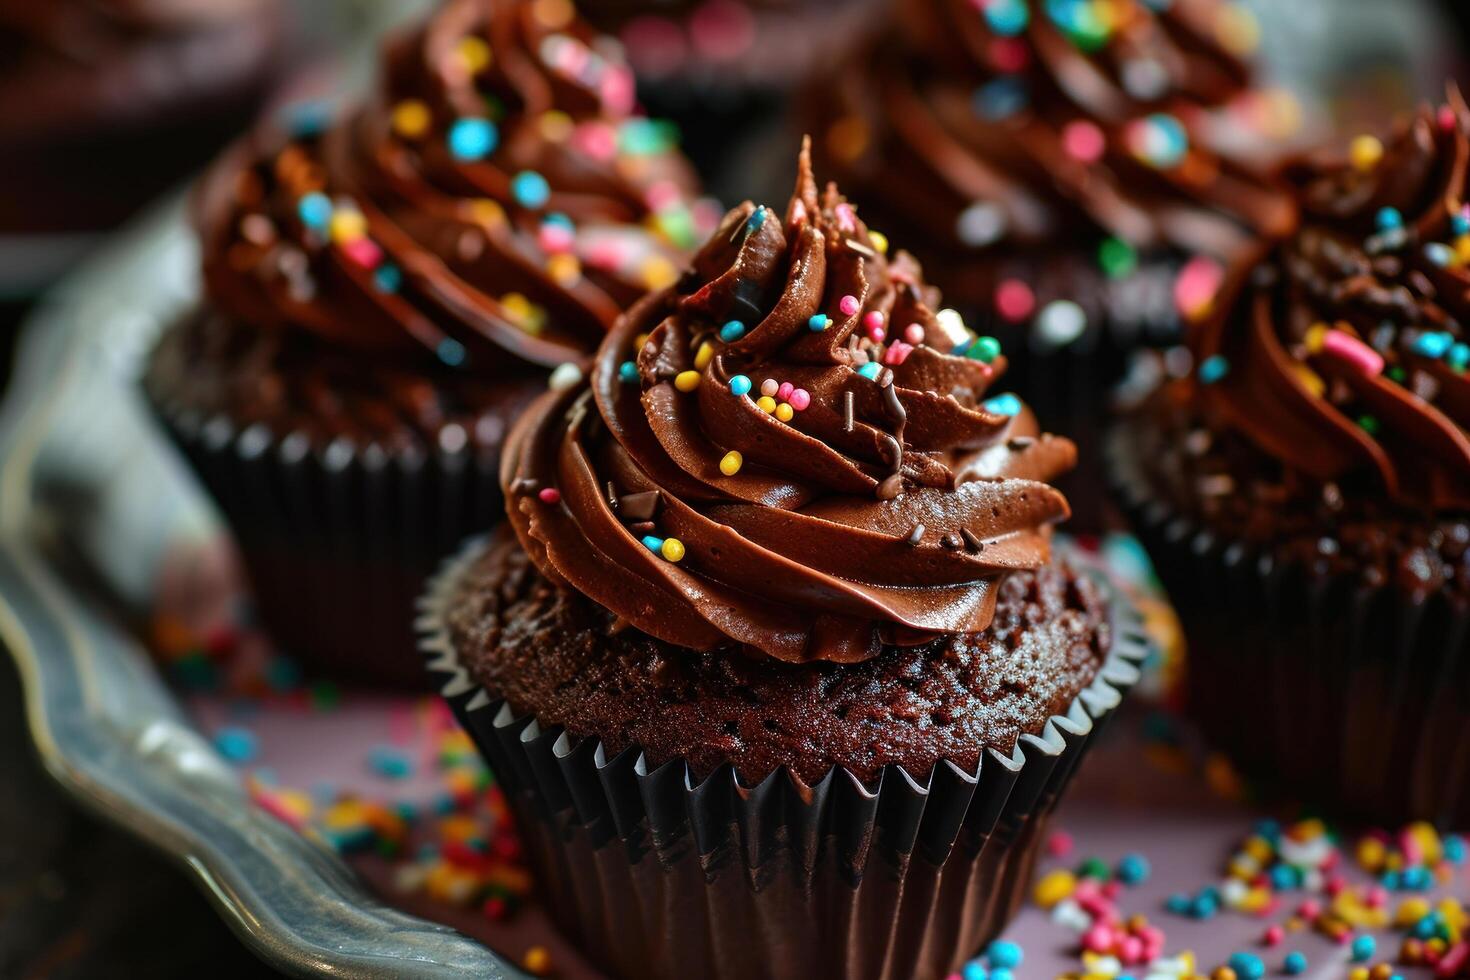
left=1358, top=414, right=1380, bottom=435
left=1098, top=237, right=1138, bottom=279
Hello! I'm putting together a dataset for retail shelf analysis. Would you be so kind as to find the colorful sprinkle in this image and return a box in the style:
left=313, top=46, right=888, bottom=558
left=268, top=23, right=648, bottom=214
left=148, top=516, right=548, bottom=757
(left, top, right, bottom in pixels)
left=857, top=362, right=882, bottom=381
left=1199, top=354, right=1230, bottom=384
left=660, top=538, right=685, bottom=562
left=368, top=746, right=414, bottom=780
left=720, top=451, right=743, bottom=476
left=1351, top=935, right=1376, bottom=961
left=720, top=320, right=747, bottom=342
left=839, top=294, right=861, bottom=316
left=511, top=170, right=551, bottom=208
left=1099, top=237, right=1138, bottom=279
left=373, top=263, right=403, bottom=293
left=729, top=375, right=752, bottom=397
left=809, top=313, right=832, bottom=332
left=789, top=388, right=811, bottom=411
left=391, top=100, right=432, bottom=140
left=982, top=393, right=1022, bottom=416
left=904, top=323, right=925, bottom=344
left=618, top=360, right=639, bottom=384
left=674, top=370, right=701, bottom=392
left=298, top=192, right=333, bottom=230
left=641, top=534, right=664, bottom=552
left=1062, top=120, right=1106, bottom=163
left=694, top=342, right=714, bottom=369
left=1036, top=300, right=1086, bottom=347
left=968, top=335, right=1002, bottom=363
left=995, top=279, right=1036, bottom=322
left=1320, top=330, right=1385, bottom=376
left=1127, top=113, right=1189, bottom=169
left=982, top=0, right=1029, bottom=35
left=214, top=726, right=259, bottom=764
left=448, top=118, right=498, bottom=161
left=869, top=230, right=889, bottom=254
left=1350, top=134, right=1384, bottom=172
left=537, top=487, right=561, bottom=504
left=756, top=395, right=778, bottom=414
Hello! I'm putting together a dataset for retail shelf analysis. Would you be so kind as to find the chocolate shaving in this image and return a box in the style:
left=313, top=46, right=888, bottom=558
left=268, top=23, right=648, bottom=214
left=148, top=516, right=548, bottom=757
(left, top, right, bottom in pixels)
left=959, top=528, right=985, bottom=553
left=606, top=482, right=619, bottom=510
left=882, top=383, right=905, bottom=422
left=629, top=521, right=656, bottom=535
left=619, top=490, right=661, bottom=521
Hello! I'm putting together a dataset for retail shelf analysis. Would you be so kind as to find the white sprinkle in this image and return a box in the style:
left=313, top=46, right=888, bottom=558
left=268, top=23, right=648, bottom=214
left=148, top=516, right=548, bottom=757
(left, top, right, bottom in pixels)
left=549, top=362, right=583, bottom=391
left=1122, top=59, right=1169, bottom=100
left=956, top=201, right=1007, bottom=247
left=934, top=308, right=971, bottom=348
left=1035, top=300, right=1087, bottom=348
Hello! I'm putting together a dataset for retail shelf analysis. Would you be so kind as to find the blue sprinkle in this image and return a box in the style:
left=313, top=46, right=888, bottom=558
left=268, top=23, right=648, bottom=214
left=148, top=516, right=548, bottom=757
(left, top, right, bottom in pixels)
left=1445, top=834, right=1467, bottom=863
left=1381, top=869, right=1402, bottom=890
left=982, top=393, right=1022, bottom=416
left=448, top=117, right=498, bottom=161
left=298, top=192, right=333, bottom=230
left=729, top=374, right=752, bottom=396
left=1116, top=853, right=1150, bottom=886
left=1198, top=354, right=1229, bottom=384
left=214, top=726, right=259, bottom=764
left=1254, top=819, right=1282, bottom=841
left=857, top=362, right=883, bottom=380
left=1189, top=890, right=1220, bottom=919
left=1425, top=242, right=1456, bottom=267
left=543, top=211, right=575, bottom=230
left=373, top=263, right=403, bottom=293
left=989, top=970, right=1012, bottom=980
left=1450, top=342, right=1470, bottom=371
left=1268, top=864, right=1300, bottom=891
left=511, top=170, right=551, bottom=209
left=1227, top=952, right=1265, bottom=980
left=436, top=337, right=467, bottom=367
left=974, top=77, right=1028, bottom=120
left=1376, top=206, right=1404, bottom=231
left=983, top=0, right=1029, bottom=35
left=618, top=360, right=639, bottom=384
left=808, top=313, right=831, bottom=332
left=1455, top=213, right=1470, bottom=237
left=744, top=206, right=767, bottom=238
left=282, top=99, right=332, bottom=138
left=1413, top=331, right=1455, bottom=358
left=720, top=320, right=747, bottom=342
left=1413, top=914, right=1438, bottom=938
left=986, top=940, right=1023, bottom=969
left=265, top=657, right=301, bottom=692
left=961, top=962, right=987, bottom=980
left=368, top=746, right=413, bottom=779
left=1351, top=935, right=1376, bottom=962
left=641, top=535, right=664, bottom=552
left=1165, top=893, right=1192, bottom=915
left=1283, top=951, right=1307, bottom=975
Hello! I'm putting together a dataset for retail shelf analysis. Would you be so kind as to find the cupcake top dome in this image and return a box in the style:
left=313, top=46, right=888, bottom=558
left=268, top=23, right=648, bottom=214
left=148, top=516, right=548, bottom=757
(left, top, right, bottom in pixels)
left=816, top=0, right=1297, bottom=266
left=1193, top=92, right=1470, bottom=514
left=504, top=142, right=1078, bottom=664
left=196, top=0, right=716, bottom=374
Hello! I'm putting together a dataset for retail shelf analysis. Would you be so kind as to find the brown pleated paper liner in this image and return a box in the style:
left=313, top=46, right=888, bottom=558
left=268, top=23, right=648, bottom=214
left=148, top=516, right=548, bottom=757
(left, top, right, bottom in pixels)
left=150, top=396, right=505, bottom=688
left=1107, top=421, right=1470, bottom=827
left=419, top=536, right=1150, bottom=980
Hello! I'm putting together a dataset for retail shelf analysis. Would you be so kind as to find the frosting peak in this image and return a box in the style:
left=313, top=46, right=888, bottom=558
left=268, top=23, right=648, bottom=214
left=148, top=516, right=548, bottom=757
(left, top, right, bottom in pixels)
left=198, top=0, right=713, bottom=374
left=1195, top=93, right=1470, bottom=513
left=505, top=144, right=1077, bottom=663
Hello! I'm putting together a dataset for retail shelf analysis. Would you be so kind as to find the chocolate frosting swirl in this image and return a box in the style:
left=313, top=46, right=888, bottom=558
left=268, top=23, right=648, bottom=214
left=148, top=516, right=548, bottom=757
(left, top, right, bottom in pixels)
left=1194, top=94, right=1470, bottom=513
left=197, top=0, right=711, bottom=374
left=504, top=145, right=1077, bottom=663
left=816, top=0, right=1296, bottom=265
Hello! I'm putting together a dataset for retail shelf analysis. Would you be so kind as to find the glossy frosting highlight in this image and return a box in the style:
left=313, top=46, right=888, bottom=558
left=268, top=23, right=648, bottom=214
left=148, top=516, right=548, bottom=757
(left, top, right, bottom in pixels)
left=505, top=145, right=1077, bottom=663
left=818, top=0, right=1296, bottom=264
left=197, top=0, right=712, bottom=374
left=1194, top=96, right=1470, bottom=512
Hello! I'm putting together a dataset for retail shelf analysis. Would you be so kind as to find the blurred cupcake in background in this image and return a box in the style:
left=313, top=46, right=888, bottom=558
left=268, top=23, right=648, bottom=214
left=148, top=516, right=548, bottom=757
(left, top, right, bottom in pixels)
left=574, top=0, right=882, bottom=195
left=1111, top=91, right=1470, bottom=825
left=0, top=0, right=288, bottom=296
left=145, top=0, right=718, bottom=687
left=809, top=0, right=1301, bottom=528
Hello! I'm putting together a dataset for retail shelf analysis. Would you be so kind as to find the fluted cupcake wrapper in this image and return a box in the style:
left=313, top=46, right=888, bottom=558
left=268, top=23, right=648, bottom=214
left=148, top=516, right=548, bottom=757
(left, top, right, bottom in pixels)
left=418, top=536, right=1149, bottom=980
left=150, top=397, right=505, bottom=687
left=1106, top=422, right=1470, bottom=827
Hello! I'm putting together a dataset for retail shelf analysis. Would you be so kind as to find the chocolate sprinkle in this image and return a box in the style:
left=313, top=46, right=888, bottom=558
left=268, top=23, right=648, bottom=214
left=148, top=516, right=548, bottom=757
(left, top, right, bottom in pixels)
left=843, top=391, right=854, bottom=432
left=882, top=383, right=906, bottom=422
left=619, top=490, right=661, bottom=521
left=941, top=533, right=962, bottom=550
left=629, top=520, right=656, bottom=535
left=960, top=528, right=985, bottom=553
left=510, top=477, right=539, bottom=494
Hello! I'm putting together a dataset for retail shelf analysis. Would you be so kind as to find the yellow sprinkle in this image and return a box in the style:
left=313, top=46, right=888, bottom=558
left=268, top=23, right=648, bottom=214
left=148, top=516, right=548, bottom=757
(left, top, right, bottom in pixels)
left=1214, top=3, right=1260, bottom=56
left=775, top=402, right=794, bottom=422
left=660, top=538, right=685, bottom=562
left=1242, top=836, right=1274, bottom=863
left=674, top=370, right=701, bottom=392
left=756, top=395, right=777, bottom=414
left=1295, top=364, right=1324, bottom=398
left=329, top=208, right=367, bottom=243
left=1304, top=322, right=1329, bottom=354
left=1455, top=234, right=1470, bottom=264
left=694, top=342, right=714, bottom=370
left=1350, top=134, right=1384, bottom=172
left=531, top=0, right=574, bottom=28
left=391, top=99, right=432, bottom=140
left=1410, top=822, right=1443, bottom=864
left=827, top=115, right=870, bottom=164
left=539, top=109, right=573, bottom=142
left=1357, top=836, right=1387, bottom=871
left=869, top=230, right=889, bottom=255
left=1396, top=897, right=1432, bottom=927
left=1348, top=968, right=1370, bottom=980
left=456, top=36, right=492, bottom=74
left=501, top=293, right=545, bottom=334
left=1032, top=869, right=1077, bottom=909
left=468, top=198, right=506, bottom=228
left=719, top=451, right=743, bottom=476
left=547, top=252, right=581, bottom=286
left=640, top=256, right=678, bottom=290
left=635, top=332, right=651, bottom=349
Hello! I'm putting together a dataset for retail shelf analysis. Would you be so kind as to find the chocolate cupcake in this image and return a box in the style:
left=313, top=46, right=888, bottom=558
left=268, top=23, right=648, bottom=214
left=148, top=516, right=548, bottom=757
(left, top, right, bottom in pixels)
left=145, top=0, right=713, bottom=686
left=1111, top=95, right=1470, bottom=825
left=809, top=0, right=1299, bottom=526
left=0, top=0, right=284, bottom=250
left=421, top=145, right=1148, bottom=979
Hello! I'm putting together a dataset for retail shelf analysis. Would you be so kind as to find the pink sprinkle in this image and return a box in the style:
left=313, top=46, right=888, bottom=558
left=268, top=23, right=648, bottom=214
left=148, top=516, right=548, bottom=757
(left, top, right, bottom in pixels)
left=839, top=294, right=860, bottom=317
left=1334, top=930, right=1352, bottom=945
left=1441, top=105, right=1459, bottom=132
left=989, top=37, right=1028, bottom=73
left=1048, top=830, right=1074, bottom=857
left=645, top=179, right=682, bottom=212
left=1254, top=897, right=1281, bottom=919
left=1439, top=941, right=1470, bottom=974
left=1174, top=255, right=1224, bottom=318
left=1119, top=936, right=1145, bottom=965
left=1319, top=329, right=1384, bottom=376
left=1062, top=120, right=1106, bottom=163
left=1083, top=924, right=1114, bottom=953
left=572, top=121, right=618, bottom=161
left=1263, top=925, right=1284, bottom=947
left=1101, top=881, right=1122, bottom=900
left=904, top=323, right=925, bottom=345
left=883, top=342, right=912, bottom=365
left=789, top=388, right=811, bottom=411
left=600, top=65, right=636, bottom=115
left=1365, top=885, right=1388, bottom=908
left=538, top=224, right=575, bottom=254
left=864, top=309, right=886, bottom=333
left=834, top=203, right=857, bottom=233
left=341, top=237, right=383, bottom=269
left=790, top=200, right=807, bottom=225
left=995, top=279, right=1035, bottom=322
left=1324, top=877, right=1345, bottom=897
left=586, top=240, right=625, bottom=270
left=538, top=487, right=561, bottom=504
left=1298, top=899, right=1321, bottom=919
left=777, top=382, right=795, bottom=402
